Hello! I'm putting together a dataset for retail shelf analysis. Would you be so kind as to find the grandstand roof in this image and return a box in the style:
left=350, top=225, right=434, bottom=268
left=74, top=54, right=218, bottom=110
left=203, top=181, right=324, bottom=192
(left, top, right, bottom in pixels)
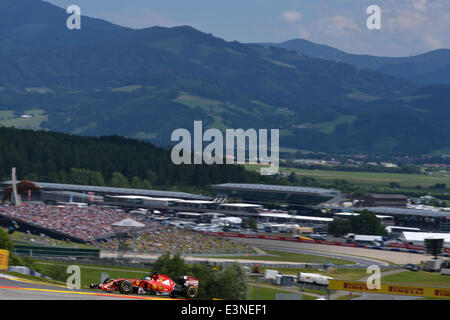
left=259, top=213, right=333, bottom=222
left=1, top=181, right=211, bottom=200
left=402, top=232, right=450, bottom=243
left=367, top=194, right=407, bottom=199
left=259, top=213, right=292, bottom=219
left=327, top=206, right=450, bottom=218
left=292, top=215, right=333, bottom=222
left=41, top=190, right=103, bottom=200
left=176, top=212, right=202, bottom=216
left=212, top=183, right=338, bottom=195
left=218, top=203, right=263, bottom=208
left=111, top=218, right=145, bottom=228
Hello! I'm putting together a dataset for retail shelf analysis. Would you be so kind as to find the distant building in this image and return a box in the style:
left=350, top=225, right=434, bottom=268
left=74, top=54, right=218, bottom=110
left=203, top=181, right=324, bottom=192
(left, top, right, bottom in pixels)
left=380, top=162, right=398, bottom=168
left=364, top=194, right=407, bottom=208
left=211, top=183, right=341, bottom=208
left=1, top=180, right=211, bottom=203
left=326, top=205, right=450, bottom=232
left=400, top=232, right=450, bottom=246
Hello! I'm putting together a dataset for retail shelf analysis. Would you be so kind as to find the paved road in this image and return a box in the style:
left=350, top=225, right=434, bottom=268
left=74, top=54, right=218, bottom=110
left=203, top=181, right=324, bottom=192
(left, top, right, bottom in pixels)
left=100, top=251, right=360, bottom=266
left=229, top=238, right=428, bottom=265
left=0, top=275, right=178, bottom=300
left=254, top=245, right=389, bottom=266
left=100, top=244, right=391, bottom=267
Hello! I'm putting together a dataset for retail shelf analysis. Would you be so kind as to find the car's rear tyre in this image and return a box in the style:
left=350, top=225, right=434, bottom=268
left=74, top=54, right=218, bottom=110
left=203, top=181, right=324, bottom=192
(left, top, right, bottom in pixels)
left=119, top=280, right=134, bottom=295
left=185, top=286, right=198, bottom=299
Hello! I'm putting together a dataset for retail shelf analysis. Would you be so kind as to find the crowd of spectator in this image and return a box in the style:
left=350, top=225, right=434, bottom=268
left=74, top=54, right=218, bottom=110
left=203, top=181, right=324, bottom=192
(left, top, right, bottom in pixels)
left=0, top=203, right=249, bottom=254
left=101, top=227, right=249, bottom=254
left=0, top=203, right=148, bottom=240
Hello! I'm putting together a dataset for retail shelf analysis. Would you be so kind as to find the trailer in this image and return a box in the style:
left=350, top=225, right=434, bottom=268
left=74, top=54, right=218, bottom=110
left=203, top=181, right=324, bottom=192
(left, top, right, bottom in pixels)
left=298, top=272, right=333, bottom=286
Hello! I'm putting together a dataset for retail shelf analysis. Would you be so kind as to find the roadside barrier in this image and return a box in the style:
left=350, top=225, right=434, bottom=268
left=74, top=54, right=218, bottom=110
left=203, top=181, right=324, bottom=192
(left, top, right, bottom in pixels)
left=14, top=245, right=100, bottom=258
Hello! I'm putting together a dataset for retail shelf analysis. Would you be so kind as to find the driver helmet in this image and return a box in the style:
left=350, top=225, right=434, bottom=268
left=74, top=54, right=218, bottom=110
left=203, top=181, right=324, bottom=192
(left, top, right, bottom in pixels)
left=145, top=277, right=150, bottom=281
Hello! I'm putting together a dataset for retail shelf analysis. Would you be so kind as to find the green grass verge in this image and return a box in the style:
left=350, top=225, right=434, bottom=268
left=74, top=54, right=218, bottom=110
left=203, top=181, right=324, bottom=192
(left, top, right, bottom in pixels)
left=382, top=271, right=450, bottom=288
left=35, top=261, right=150, bottom=289
left=3, top=271, right=66, bottom=287
left=247, top=284, right=316, bottom=300
left=0, top=114, right=47, bottom=129
left=246, top=164, right=450, bottom=189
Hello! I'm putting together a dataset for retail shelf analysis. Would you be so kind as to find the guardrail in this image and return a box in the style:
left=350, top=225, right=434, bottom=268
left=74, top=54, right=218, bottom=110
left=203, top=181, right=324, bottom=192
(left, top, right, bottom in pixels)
left=14, top=245, right=100, bottom=258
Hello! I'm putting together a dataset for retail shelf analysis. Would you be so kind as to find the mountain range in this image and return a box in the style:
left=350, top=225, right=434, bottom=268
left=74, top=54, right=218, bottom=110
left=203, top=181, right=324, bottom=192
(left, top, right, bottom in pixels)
left=0, top=0, right=449, bottom=156
left=263, top=39, right=450, bottom=85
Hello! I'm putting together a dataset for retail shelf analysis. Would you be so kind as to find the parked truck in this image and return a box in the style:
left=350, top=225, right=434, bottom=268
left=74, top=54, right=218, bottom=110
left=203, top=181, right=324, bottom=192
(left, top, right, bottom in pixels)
left=298, top=272, right=333, bottom=286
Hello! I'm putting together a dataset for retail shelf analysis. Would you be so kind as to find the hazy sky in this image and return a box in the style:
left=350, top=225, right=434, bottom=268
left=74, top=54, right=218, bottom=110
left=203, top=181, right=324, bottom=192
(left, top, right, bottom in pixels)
left=47, top=0, right=450, bottom=57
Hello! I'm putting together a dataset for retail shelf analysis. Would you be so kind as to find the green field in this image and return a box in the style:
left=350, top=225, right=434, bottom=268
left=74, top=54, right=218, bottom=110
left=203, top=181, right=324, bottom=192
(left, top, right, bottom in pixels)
left=245, top=164, right=450, bottom=189
left=247, top=284, right=316, bottom=300
left=0, top=110, right=15, bottom=119
left=112, top=85, right=143, bottom=92
left=174, top=93, right=227, bottom=130
left=382, top=271, right=450, bottom=288
left=207, top=249, right=355, bottom=265
left=303, top=115, right=357, bottom=134
left=0, top=108, right=48, bottom=129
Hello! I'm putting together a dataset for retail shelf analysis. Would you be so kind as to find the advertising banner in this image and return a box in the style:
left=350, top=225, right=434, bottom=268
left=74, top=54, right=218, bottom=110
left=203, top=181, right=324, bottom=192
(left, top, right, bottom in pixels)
left=328, top=280, right=450, bottom=299
left=0, top=249, right=9, bottom=271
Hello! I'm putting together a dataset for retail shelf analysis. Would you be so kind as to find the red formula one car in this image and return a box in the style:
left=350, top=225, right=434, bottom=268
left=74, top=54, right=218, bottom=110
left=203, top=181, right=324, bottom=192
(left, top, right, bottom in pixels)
left=90, top=272, right=199, bottom=299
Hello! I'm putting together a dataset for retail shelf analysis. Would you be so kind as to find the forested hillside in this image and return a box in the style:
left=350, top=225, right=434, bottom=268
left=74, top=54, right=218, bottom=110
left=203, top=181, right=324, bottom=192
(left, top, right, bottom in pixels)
left=0, top=127, right=276, bottom=193
left=265, top=39, right=450, bottom=85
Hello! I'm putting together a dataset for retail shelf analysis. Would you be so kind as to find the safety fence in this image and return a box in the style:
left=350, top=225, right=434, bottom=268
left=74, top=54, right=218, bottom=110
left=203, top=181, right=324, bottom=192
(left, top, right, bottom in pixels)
left=14, top=244, right=100, bottom=258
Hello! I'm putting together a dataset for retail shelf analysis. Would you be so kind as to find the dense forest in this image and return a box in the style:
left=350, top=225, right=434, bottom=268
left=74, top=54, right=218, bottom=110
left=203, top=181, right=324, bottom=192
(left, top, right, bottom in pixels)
left=0, top=127, right=279, bottom=194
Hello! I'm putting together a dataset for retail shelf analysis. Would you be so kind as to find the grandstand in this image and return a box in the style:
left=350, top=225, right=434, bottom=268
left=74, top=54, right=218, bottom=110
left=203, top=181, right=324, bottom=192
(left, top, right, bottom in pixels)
left=327, top=206, right=450, bottom=232
left=1, top=180, right=212, bottom=202
left=211, top=183, right=341, bottom=208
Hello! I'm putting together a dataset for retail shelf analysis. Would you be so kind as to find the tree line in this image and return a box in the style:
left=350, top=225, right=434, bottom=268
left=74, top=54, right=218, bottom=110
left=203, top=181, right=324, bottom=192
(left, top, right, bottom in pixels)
left=0, top=127, right=279, bottom=193
left=328, top=210, right=388, bottom=236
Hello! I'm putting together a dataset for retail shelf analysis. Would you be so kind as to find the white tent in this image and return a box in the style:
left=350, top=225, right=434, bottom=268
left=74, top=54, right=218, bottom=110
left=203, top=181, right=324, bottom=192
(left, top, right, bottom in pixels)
left=401, top=232, right=450, bottom=245
left=111, top=218, right=145, bottom=228
left=211, top=217, right=242, bottom=226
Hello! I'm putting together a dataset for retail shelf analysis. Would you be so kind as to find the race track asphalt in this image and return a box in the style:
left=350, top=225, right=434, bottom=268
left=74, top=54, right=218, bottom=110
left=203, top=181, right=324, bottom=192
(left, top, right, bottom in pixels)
left=0, top=276, right=178, bottom=300
left=229, top=238, right=428, bottom=265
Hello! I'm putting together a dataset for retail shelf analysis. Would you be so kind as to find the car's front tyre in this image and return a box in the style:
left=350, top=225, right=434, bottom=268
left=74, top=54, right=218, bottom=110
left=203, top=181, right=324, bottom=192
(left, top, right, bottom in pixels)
left=119, top=280, right=134, bottom=295
left=185, top=286, right=198, bottom=299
